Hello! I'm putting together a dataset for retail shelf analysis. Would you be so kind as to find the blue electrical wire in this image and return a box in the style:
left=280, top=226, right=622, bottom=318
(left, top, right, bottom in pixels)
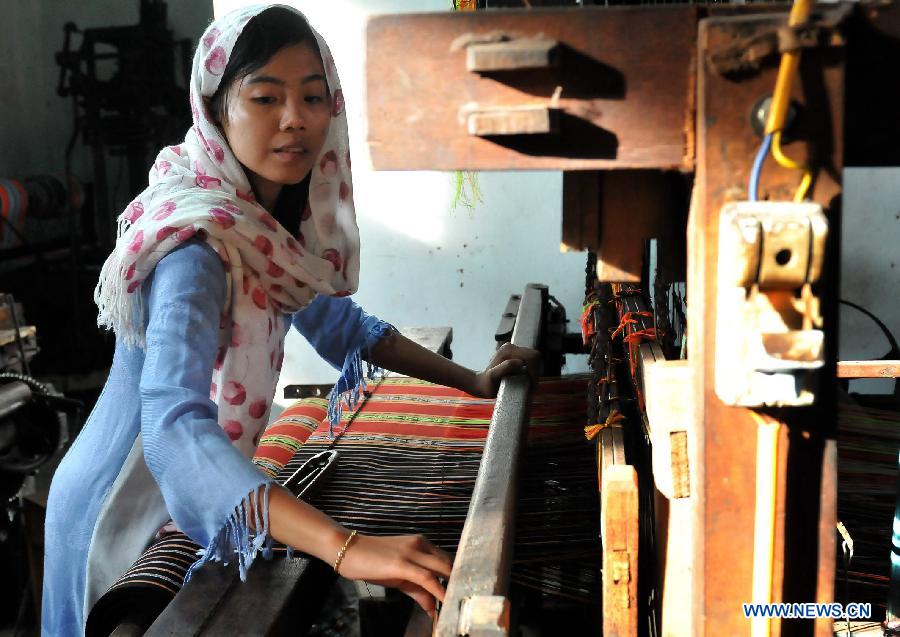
left=749, top=133, right=773, bottom=202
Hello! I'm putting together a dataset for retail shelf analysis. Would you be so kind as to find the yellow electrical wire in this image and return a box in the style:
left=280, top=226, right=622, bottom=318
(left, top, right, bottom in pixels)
left=764, top=0, right=815, bottom=202
left=771, top=132, right=813, bottom=202
left=750, top=411, right=781, bottom=637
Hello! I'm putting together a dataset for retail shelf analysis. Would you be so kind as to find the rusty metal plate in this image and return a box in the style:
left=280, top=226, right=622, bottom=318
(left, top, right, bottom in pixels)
left=366, top=7, right=697, bottom=171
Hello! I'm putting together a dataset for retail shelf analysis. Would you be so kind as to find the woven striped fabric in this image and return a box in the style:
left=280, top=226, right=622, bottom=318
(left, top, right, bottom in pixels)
left=86, top=375, right=600, bottom=634
left=252, top=397, right=329, bottom=478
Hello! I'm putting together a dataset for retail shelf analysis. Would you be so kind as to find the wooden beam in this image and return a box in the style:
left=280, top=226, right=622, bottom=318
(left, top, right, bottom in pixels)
left=837, top=360, right=900, bottom=378
left=435, top=284, right=544, bottom=637
left=365, top=8, right=697, bottom=171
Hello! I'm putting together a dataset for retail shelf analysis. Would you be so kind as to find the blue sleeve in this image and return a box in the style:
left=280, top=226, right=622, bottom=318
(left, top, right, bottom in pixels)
left=291, top=295, right=395, bottom=433
left=139, top=241, right=272, bottom=581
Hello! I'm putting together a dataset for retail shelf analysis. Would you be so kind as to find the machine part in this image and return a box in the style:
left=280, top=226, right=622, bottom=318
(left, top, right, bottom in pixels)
left=706, top=5, right=850, bottom=77
left=0, top=382, right=32, bottom=422
left=282, top=450, right=339, bottom=500
left=715, top=201, right=828, bottom=407
left=0, top=373, right=75, bottom=479
left=750, top=95, right=799, bottom=140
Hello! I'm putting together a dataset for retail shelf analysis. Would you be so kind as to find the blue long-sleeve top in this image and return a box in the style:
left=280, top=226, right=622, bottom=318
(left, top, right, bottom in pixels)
left=42, top=241, right=393, bottom=636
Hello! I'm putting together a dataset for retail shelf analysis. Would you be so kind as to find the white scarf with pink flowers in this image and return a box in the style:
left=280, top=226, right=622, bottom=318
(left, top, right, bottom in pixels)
left=94, top=4, right=358, bottom=457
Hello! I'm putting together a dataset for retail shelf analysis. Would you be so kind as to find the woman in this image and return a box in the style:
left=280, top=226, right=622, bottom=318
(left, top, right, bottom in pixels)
left=41, top=5, right=538, bottom=635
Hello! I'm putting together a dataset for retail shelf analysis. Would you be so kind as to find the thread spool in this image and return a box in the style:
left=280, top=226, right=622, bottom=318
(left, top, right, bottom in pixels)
left=0, top=178, right=28, bottom=249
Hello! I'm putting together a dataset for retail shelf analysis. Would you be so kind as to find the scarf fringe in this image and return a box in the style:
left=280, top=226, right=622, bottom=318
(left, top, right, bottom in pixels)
left=94, top=221, right=148, bottom=349
left=184, top=481, right=272, bottom=584
left=326, top=323, right=394, bottom=437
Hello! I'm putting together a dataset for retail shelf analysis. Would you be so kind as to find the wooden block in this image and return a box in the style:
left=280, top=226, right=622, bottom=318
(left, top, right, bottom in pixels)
left=467, top=105, right=559, bottom=136
left=466, top=38, right=559, bottom=72
left=458, top=596, right=511, bottom=637
left=561, top=171, right=601, bottom=252
left=601, top=464, right=639, bottom=637
left=596, top=171, right=672, bottom=282
left=644, top=360, right=692, bottom=500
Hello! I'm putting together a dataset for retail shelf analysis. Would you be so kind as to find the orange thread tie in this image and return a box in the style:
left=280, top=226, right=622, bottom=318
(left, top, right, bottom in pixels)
left=584, top=410, right=626, bottom=440
left=609, top=311, right=653, bottom=341
left=580, top=299, right=599, bottom=345
left=624, top=327, right=658, bottom=344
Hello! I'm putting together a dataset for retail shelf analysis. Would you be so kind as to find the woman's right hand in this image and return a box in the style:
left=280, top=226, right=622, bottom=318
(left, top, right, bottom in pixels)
left=265, top=487, right=453, bottom=613
left=334, top=532, right=453, bottom=614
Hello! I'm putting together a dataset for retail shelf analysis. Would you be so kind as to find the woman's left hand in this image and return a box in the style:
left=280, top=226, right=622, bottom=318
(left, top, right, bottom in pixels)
left=469, top=343, right=541, bottom=398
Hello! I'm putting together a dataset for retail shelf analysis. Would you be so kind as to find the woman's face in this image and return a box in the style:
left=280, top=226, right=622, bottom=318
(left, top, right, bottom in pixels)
left=219, top=42, right=331, bottom=209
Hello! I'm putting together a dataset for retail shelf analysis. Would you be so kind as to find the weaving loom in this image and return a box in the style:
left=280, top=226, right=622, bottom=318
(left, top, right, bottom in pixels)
left=75, top=0, right=900, bottom=634
left=87, top=374, right=602, bottom=635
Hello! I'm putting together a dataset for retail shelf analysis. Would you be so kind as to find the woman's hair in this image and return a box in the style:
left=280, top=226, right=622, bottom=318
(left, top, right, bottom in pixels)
left=208, top=7, right=323, bottom=124
left=207, top=7, right=322, bottom=229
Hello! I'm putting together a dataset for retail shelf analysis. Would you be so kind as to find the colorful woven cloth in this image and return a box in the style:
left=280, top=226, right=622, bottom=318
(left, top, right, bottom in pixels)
left=252, top=397, right=330, bottom=478
left=87, top=375, right=600, bottom=634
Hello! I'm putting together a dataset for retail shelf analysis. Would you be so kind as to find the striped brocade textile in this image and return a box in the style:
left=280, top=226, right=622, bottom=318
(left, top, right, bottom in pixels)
left=87, top=375, right=600, bottom=633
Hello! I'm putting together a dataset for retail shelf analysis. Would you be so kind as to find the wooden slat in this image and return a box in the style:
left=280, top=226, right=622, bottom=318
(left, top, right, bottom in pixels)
left=435, top=284, right=544, bottom=637
left=644, top=359, right=693, bottom=637
left=601, top=464, right=640, bottom=637
left=366, top=7, right=697, bottom=171
left=837, top=360, right=900, bottom=378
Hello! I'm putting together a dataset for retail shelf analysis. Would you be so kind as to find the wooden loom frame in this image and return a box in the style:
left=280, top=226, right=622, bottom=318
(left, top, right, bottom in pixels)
left=364, top=3, right=900, bottom=636
left=126, top=4, right=900, bottom=635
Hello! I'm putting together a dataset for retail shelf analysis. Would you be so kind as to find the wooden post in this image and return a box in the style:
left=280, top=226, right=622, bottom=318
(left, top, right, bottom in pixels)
left=691, top=9, right=844, bottom=636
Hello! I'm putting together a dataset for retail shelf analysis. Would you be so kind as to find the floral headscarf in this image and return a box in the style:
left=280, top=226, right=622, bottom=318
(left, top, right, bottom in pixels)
left=94, top=3, right=357, bottom=457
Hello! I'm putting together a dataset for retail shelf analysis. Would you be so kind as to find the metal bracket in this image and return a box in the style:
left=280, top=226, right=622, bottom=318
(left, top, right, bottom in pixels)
left=706, top=5, right=850, bottom=76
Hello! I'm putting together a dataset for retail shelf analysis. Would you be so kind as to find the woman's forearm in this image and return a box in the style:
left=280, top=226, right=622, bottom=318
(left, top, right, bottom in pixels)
left=263, top=484, right=350, bottom=563
left=365, top=330, right=478, bottom=395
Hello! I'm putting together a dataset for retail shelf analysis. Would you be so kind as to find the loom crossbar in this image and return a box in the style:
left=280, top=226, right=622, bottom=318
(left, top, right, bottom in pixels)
left=435, top=283, right=544, bottom=637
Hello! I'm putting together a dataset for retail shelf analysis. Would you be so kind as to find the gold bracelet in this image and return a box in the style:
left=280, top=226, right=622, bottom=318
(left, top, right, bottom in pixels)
left=333, top=529, right=358, bottom=574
